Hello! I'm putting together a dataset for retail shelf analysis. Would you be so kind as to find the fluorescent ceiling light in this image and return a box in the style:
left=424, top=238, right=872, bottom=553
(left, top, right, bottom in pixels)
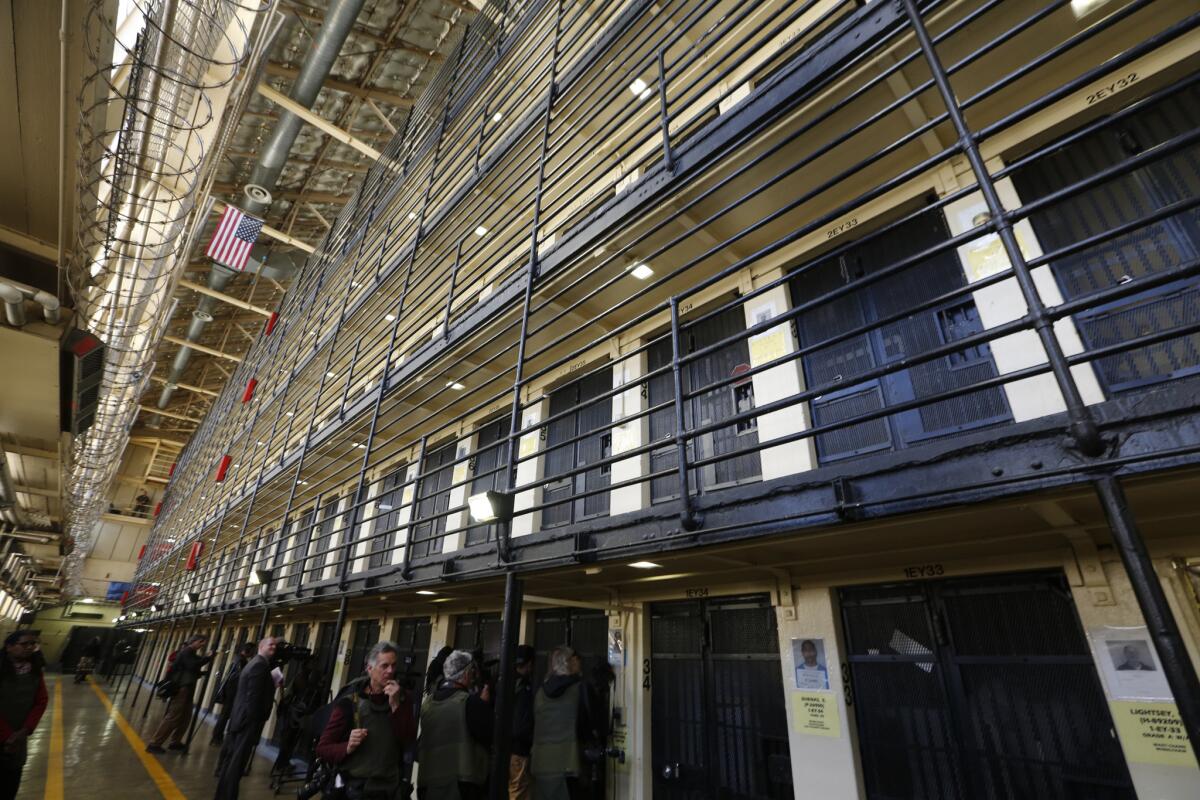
left=629, top=262, right=654, bottom=280
left=79, top=598, right=96, bottom=604
left=629, top=561, right=661, bottom=569
left=1070, top=0, right=1110, bottom=16
left=416, top=590, right=437, bottom=596
left=385, top=313, right=396, bottom=322
left=447, top=381, right=465, bottom=390
left=492, top=111, right=502, bottom=122
left=407, top=211, right=417, bottom=220
left=326, top=371, right=336, bottom=378
left=629, top=77, right=648, bottom=96
left=474, top=225, right=488, bottom=237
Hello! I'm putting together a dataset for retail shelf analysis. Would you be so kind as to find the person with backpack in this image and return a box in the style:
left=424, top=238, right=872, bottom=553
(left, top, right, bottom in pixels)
left=316, top=640, right=417, bottom=800
left=146, top=634, right=211, bottom=754
left=417, top=650, right=492, bottom=800
left=530, top=646, right=604, bottom=800
left=211, top=642, right=256, bottom=745
left=0, top=630, right=47, bottom=800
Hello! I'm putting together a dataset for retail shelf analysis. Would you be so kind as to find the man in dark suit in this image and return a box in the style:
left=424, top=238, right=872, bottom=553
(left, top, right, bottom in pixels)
left=214, top=636, right=280, bottom=800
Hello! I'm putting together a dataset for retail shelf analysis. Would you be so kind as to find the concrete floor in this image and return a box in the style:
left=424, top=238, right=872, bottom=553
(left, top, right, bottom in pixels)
left=18, top=675, right=292, bottom=800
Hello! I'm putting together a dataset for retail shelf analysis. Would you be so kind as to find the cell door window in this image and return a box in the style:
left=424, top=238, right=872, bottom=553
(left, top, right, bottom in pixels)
left=543, top=369, right=612, bottom=527
left=370, top=465, right=407, bottom=569
left=650, top=595, right=791, bottom=800
left=287, top=508, right=316, bottom=587
left=410, top=441, right=457, bottom=558
left=391, top=616, right=432, bottom=684
left=531, top=607, right=608, bottom=687
left=465, top=417, right=511, bottom=547
left=839, top=572, right=1134, bottom=800
left=646, top=304, right=763, bottom=505
left=793, top=209, right=1011, bottom=464
left=1011, top=84, right=1200, bottom=393
left=453, top=612, right=502, bottom=664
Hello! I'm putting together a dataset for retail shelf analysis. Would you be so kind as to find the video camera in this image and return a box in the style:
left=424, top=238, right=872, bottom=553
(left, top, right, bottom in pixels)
left=274, top=641, right=313, bottom=666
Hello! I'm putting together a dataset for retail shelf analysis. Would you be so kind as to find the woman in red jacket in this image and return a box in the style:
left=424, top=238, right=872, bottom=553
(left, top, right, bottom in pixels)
left=0, top=629, right=47, bottom=800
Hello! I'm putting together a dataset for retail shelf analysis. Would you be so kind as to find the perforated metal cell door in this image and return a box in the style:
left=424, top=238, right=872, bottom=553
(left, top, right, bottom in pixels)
left=347, top=619, right=381, bottom=683
left=454, top=612, right=502, bottom=662
left=543, top=370, right=613, bottom=526
left=1012, top=83, right=1200, bottom=393
left=370, top=465, right=406, bottom=569
left=793, top=209, right=1010, bottom=465
left=531, top=607, right=608, bottom=686
left=287, top=508, right=316, bottom=587
left=684, top=305, right=762, bottom=492
left=651, top=596, right=789, bottom=800
left=307, top=495, right=342, bottom=582
left=410, top=441, right=456, bottom=557
left=651, top=600, right=708, bottom=800
left=840, top=573, right=1134, bottom=800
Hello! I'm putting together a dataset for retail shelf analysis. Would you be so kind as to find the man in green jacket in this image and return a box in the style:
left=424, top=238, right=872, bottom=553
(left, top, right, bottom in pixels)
left=417, top=649, right=492, bottom=800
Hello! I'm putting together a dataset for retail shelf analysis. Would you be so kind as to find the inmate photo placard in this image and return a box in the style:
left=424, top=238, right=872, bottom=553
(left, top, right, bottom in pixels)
left=1091, top=627, right=1172, bottom=701
left=791, top=637, right=830, bottom=690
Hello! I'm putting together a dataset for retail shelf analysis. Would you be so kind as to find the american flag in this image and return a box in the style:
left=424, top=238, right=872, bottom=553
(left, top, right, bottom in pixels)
left=206, top=205, right=263, bottom=271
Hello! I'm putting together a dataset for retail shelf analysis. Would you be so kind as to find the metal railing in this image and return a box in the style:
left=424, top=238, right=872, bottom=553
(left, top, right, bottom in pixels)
left=134, top=0, right=1200, bottom=617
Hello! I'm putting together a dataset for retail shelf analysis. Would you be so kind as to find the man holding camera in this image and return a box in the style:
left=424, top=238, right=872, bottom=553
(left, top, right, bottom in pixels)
left=531, top=646, right=603, bottom=800
left=316, top=641, right=417, bottom=800
left=417, top=649, right=493, bottom=800
left=147, top=634, right=211, bottom=754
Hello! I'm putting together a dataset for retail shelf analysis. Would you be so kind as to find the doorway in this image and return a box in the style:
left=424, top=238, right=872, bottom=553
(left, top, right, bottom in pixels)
left=839, top=572, right=1134, bottom=799
left=649, top=595, right=790, bottom=800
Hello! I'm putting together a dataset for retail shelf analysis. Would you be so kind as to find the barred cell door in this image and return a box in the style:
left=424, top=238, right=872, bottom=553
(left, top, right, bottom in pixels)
left=840, top=572, right=1134, bottom=800
left=650, top=596, right=791, bottom=800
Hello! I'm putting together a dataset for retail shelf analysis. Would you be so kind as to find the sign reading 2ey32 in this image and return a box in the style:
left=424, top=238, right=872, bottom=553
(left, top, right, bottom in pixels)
left=1085, top=72, right=1138, bottom=106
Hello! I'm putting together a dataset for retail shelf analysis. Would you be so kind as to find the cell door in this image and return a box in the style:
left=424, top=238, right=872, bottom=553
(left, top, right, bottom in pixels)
left=411, top=441, right=457, bottom=558
left=650, top=596, right=790, bottom=800
left=840, top=572, right=1134, bottom=800
left=793, top=209, right=1011, bottom=464
left=1012, top=84, right=1200, bottom=393
left=454, top=612, right=502, bottom=663
left=646, top=305, right=763, bottom=505
left=371, top=465, right=407, bottom=569
left=531, top=607, right=608, bottom=686
left=347, top=619, right=381, bottom=682
left=543, top=369, right=613, bottom=526
left=465, top=416, right=510, bottom=547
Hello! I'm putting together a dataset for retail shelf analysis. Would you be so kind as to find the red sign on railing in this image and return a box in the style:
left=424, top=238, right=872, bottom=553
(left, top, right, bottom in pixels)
left=215, top=454, right=232, bottom=482
left=242, top=377, right=258, bottom=403
left=265, top=312, right=279, bottom=335
left=186, top=541, right=203, bottom=571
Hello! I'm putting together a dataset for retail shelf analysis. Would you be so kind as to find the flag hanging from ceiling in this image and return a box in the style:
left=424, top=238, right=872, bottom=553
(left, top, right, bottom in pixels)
left=206, top=204, right=263, bottom=271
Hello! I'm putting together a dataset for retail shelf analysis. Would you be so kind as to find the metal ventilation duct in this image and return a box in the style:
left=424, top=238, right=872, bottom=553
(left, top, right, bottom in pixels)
left=62, top=0, right=273, bottom=594
left=156, top=0, right=366, bottom=411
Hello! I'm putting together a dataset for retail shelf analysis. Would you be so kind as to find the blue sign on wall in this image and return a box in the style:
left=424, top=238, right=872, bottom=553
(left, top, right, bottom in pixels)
left=106, top=581, right=133, bottom=601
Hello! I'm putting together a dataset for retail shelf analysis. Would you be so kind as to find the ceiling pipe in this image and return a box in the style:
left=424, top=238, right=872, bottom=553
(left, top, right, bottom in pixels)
left=0, top=279, right=61, bottom=327
left=157, top=0, right=366, bottom=411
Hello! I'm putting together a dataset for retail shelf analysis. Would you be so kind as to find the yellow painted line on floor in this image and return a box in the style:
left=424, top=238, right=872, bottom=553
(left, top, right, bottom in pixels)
left=86, top=678, right=188, bottom=800
left=44, top=678, right=63, bottom=800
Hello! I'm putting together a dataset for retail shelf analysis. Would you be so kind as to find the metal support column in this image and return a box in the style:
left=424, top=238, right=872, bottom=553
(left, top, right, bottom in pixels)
left=256, top=604, right=271, bottom=641
left=488, top=570, right=524, bottom=800
left=900, top=0, right=1102, bottom=457
left=499, top=0, right=564, bottom=563
left=1094, top=475, right=1200, bottom=763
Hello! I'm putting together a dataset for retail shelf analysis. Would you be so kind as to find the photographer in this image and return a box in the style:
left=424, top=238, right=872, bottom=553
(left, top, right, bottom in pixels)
left=316, top=641, right=416, bottom=800
left=530, top=646, right=603, bottom=800
left=272, top=660, right=325, bottom=776
left=417, top=650, right=492, bottom=800
left=146, top=634, right=211, bottom=754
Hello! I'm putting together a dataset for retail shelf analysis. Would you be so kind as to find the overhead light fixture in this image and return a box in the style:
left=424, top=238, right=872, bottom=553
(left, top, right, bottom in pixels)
left=629, top=77, right=649, bottom=97
left=446, top=381, right=465, bottom=390
left=1070, top=0, right=1110, bottom=16
left=629, top=262, right=654, bottom=280
left=149, top=603, right=162, bottom=612
left=385, top=314, right=396, bottom=322
left=408, top=211, right=417, bottom=220
left=111, top=617, right=120, bottom=623
left=326, top=371, right=336, bottom=378
left=416, top=590, right=437, bottom=596
left=467, top=490, right=514, bottom=523
left=492, top=111, right=502, bottom=122
left=79, top=598, right=96, bottom=604
left=629, top=561, right=661, bottom=569
left=474, top=225, right=488, bottom=237
left=286, top=411, right=294, bottom=416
